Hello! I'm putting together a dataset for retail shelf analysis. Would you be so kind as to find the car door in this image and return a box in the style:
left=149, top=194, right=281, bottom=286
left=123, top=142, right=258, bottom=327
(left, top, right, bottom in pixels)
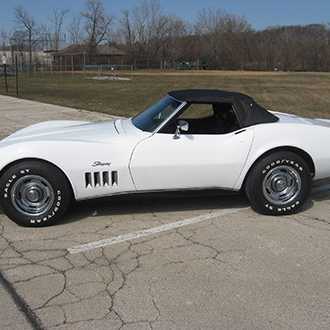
left=129, top=103, right=254, bottom=191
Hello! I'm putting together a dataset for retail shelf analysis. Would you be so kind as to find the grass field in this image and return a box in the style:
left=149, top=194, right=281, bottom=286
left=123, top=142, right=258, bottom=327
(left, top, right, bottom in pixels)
left=1, top=71, right=330, bottom=119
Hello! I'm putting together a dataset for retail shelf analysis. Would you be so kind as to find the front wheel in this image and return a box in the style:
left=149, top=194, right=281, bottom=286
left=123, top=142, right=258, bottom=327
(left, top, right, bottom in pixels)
left=245, top=151, right=312, bottom=215
left=0, top=161, right=72, bottom=226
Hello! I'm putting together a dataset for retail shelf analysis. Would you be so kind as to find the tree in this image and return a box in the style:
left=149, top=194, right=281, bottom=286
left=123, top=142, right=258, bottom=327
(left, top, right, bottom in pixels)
left=81, top=0, right=114, bottom=61
left=0, top=29, right=9, bottom=49
left=120, top=0, right=186, bottom=62
left=119, top=10, right=136, bottom=50
left=50, top=7, right=69, bottom=51
left=195, top=8, right=227, bottom=68
left=159, top=15, right=191, bottom=60
left=13, top=5, right=38, bottom=66
left=221, top=14, right=252, bottom=69
left=68, top=14, right=84, bottom=45
left=195, top=8, right=252, bottom=69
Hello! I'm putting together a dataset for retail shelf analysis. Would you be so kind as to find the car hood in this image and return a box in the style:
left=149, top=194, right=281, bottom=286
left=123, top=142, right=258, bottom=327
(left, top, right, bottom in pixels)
left=1, top=120, right=121, bottom=144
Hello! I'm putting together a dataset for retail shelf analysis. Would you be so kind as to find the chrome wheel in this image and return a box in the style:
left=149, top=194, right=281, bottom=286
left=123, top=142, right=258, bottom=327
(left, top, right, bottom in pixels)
left=262, top=165, right=302, bottom=205
left=11, top=175, right=55, bottom=217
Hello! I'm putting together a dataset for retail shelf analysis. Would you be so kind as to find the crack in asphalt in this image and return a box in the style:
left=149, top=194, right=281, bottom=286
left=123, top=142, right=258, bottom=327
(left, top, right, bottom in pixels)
left=289, top=214, right=330, bottom=232
left=0, top=208, right=246, bottom=328
left=0, top=268, right=45, bottom=330
left=1, top=202, right=330, bottom=328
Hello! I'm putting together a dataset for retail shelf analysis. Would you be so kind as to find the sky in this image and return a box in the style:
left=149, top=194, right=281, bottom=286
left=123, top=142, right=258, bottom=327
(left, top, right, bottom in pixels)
left=0, top=0, right=329, bottom=34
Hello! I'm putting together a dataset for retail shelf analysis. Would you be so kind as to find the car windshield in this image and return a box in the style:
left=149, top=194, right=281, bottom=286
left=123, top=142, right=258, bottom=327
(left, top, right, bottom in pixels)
left=132, top=96, right=181, bottom=132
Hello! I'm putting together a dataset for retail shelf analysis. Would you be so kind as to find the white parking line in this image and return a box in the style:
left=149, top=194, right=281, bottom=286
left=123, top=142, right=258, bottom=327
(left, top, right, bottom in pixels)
left=68, top=207, right=248, bottom=254
left=67, top=183, right=330, bottom=254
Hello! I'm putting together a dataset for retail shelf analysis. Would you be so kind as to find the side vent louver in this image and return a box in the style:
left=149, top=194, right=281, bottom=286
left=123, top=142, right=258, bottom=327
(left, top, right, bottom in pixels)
left=103, top=172, right=109, bottom=187
left=94, top=172, right=101, bottom=187
left=85, top=173, right=92, bottom=188
left=111, top=171, right=118, bottom=186
left=85, top=171, right=118, bottom=188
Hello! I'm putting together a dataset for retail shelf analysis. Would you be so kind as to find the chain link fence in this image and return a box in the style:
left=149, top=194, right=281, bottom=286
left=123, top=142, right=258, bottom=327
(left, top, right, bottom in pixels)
left=84, top=64, right=134, bottom=80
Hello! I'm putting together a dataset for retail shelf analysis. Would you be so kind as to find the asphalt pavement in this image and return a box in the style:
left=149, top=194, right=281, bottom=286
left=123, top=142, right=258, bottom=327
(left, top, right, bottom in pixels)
left=0, top=94, right=330, bottom=330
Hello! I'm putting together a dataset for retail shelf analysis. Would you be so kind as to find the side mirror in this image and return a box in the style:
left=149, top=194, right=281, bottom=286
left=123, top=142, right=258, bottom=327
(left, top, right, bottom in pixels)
left=173, top=120, right=189, bottom=139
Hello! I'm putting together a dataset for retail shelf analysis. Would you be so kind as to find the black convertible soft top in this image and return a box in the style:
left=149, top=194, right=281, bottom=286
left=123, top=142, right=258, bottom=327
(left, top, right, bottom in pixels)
left=168, top=89, right=279, bottom=127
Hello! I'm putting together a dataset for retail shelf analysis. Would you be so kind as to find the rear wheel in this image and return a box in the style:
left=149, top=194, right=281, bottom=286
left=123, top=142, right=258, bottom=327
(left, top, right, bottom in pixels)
left=0, top=161, right=72, bottom=226
left=245, top=151, right=312, bottom=215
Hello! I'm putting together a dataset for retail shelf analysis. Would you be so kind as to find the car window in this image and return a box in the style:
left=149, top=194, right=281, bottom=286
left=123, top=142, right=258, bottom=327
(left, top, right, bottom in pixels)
left=160, top=102, right=240, bottom=135
left=178, top=103, right=214, bottom=119
left=132, top=96, right=181, bottom=132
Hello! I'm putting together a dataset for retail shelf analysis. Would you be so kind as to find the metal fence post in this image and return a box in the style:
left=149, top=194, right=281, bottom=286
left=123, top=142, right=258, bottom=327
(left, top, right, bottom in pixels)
left=71, top=55, right=74, bottom=77
left=15, top=54, right=19, bottom=95
left=83, top=53, right=86, bottom=78
left=4, top=63, right=8, bottom=92
left=60, top=55, right=62, bottom=77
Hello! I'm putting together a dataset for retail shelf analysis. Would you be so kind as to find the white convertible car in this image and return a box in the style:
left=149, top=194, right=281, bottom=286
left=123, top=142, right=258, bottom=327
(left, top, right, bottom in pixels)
left=1, top=89, right=330, bottom=226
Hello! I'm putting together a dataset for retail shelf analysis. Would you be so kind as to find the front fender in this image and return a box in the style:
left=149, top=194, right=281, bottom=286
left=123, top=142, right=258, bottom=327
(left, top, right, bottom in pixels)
left=0, top=139, right=137, bottom=200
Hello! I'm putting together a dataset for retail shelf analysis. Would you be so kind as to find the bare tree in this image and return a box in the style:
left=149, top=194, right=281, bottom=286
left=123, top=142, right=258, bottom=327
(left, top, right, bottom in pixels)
left=50, top=7, right=69, bottom=51
left=68, top=14, right=84, bottom=45
left=118, top=0, right=193, bottom=66
left=0, top=29, right=9, bottom=49
left=132, top=0, right=162, bottom=45
left=194, top=8, right=253, bottom=69
left=221, top=14, right=252, bottom=69
left=8, top=2, right=330, bottom=72
left=13, top=5, right=38, bottom=66
left=195, top=8, right=227, bottom=67
left=81, top=0, right=115, bottom=61
left=119, top=10, right=136, bottom=49
left=163, top=16, right=191, bottom=60
left=126, top=0, right=175, bottom=60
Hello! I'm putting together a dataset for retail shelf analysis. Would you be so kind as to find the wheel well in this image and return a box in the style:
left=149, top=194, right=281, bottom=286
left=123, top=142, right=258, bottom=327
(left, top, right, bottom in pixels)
left=241, top=146, right=315, bottom=191
left=0, top=158, right=74, bottom=198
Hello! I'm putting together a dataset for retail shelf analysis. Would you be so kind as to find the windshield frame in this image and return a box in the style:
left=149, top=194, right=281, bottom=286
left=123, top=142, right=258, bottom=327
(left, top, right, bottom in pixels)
left=132, top=95, right=186, bottom=133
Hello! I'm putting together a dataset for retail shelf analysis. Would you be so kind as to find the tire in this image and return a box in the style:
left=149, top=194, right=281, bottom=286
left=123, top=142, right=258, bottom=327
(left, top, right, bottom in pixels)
left=245, top=151, right=312, bottom=215
left=0, top=161, right=72, bottom=227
